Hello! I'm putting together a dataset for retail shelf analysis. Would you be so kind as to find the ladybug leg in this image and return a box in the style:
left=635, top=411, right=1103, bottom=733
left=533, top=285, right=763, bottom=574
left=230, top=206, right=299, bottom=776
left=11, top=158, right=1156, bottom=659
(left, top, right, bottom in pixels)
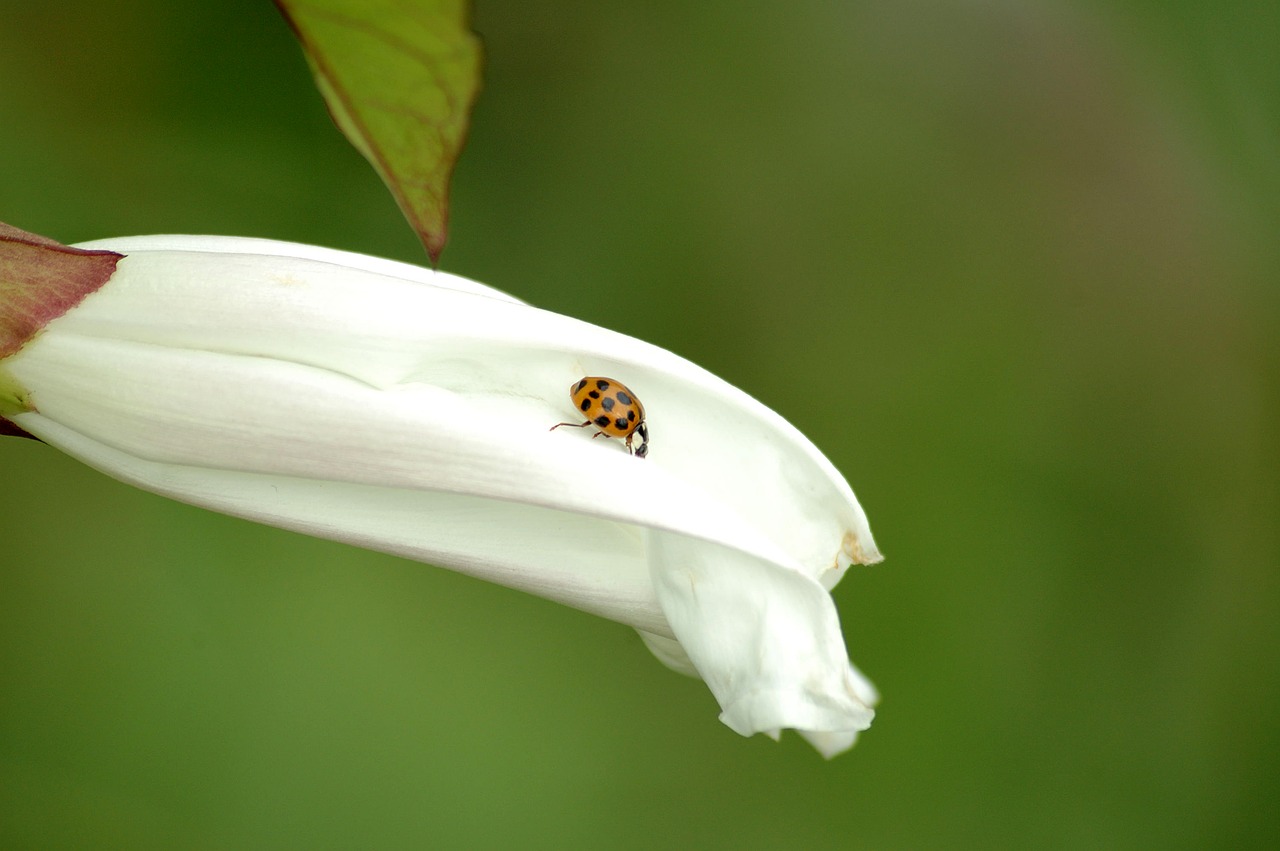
left=550, top=420, right=592, bottom=432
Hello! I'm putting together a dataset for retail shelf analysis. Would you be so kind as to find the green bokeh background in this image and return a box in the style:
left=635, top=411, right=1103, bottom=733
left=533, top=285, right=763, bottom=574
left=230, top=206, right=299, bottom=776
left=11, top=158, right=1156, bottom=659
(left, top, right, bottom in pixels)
left=2, top=1, right=1277, bottom=847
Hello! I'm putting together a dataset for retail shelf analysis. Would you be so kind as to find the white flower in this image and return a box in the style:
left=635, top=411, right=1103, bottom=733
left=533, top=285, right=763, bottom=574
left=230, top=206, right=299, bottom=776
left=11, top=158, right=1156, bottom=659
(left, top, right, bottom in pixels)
left=3, top=235, right=884, bottom=757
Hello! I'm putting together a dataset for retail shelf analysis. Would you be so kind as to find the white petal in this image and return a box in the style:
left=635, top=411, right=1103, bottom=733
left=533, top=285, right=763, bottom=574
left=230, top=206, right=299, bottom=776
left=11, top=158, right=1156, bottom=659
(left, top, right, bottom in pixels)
left=636, top=630, right=700, bottom=677
left=6, top=235, right=884, bottom=755
left=16, top=412, right=669, bottom=633
left=60, top=238, right=882, bottom=579
left=649, top=531, right=875, bottom=740
left=72, top=234, right=525, bottom=304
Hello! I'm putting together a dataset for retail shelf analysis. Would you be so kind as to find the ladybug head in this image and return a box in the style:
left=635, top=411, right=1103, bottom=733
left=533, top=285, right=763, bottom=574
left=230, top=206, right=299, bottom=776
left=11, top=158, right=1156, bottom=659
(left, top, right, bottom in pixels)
left=632, top=423, right=649, bottom=459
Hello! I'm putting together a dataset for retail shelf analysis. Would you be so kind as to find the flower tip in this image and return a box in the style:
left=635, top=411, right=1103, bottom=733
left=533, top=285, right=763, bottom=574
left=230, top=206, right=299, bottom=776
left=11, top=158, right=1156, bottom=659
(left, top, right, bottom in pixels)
left=843, top=530, right=884, bottom=566
left=799, top=728, right=862, bottom=760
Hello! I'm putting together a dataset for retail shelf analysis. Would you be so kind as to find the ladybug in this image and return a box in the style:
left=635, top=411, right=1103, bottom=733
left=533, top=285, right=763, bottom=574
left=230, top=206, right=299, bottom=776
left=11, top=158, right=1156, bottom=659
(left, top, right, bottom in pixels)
left=550, top=376, right=649, bottom=458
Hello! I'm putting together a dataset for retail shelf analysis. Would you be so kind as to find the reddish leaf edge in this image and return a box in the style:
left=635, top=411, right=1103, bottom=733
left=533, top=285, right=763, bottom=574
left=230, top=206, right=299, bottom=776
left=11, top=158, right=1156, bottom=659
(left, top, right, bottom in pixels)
left=1, top=222, right=123, bottom=441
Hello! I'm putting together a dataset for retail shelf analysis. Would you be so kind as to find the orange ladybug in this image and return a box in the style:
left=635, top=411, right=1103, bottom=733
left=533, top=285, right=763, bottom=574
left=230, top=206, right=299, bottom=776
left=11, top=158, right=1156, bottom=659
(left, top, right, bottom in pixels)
left=550, top=376, right=649, bottom=458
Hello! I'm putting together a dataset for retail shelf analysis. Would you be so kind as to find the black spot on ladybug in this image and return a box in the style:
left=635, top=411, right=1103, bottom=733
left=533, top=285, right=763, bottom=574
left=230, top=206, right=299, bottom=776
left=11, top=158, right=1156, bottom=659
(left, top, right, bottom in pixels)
left=601, top=397, right=615, bottom=411
left=615, top=417, right=629, bottom=430
left=627, top=410, right=636, bottom=421
left=588, top=390, right=600, bottom=399
left=573, top=379, right=587, bottom=393
left=595, top=379, right=610, bottom=391
left=579, top=399, right=591, bottom=412
left=616, top=390, right=633, bottom=406
left=593, top=415, right=611, bottom=428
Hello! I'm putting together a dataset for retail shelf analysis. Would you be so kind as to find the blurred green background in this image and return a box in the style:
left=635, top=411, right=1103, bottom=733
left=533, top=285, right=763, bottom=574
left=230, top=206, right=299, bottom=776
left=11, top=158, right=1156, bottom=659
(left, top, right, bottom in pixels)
left=2, top=0, right=1277, bottom=847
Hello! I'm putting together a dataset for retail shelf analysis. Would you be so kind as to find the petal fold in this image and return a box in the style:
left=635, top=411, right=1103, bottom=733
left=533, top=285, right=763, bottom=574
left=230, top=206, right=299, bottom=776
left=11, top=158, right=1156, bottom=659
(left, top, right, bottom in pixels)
left=649, top=531, right=875, bottom=756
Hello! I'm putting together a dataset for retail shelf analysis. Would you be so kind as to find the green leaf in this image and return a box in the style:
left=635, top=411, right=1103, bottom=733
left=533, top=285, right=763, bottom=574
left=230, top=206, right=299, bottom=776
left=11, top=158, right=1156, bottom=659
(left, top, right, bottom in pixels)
left=276, top=0, right=483, bottom=265
left=0, top=222, right=122, bottom=432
